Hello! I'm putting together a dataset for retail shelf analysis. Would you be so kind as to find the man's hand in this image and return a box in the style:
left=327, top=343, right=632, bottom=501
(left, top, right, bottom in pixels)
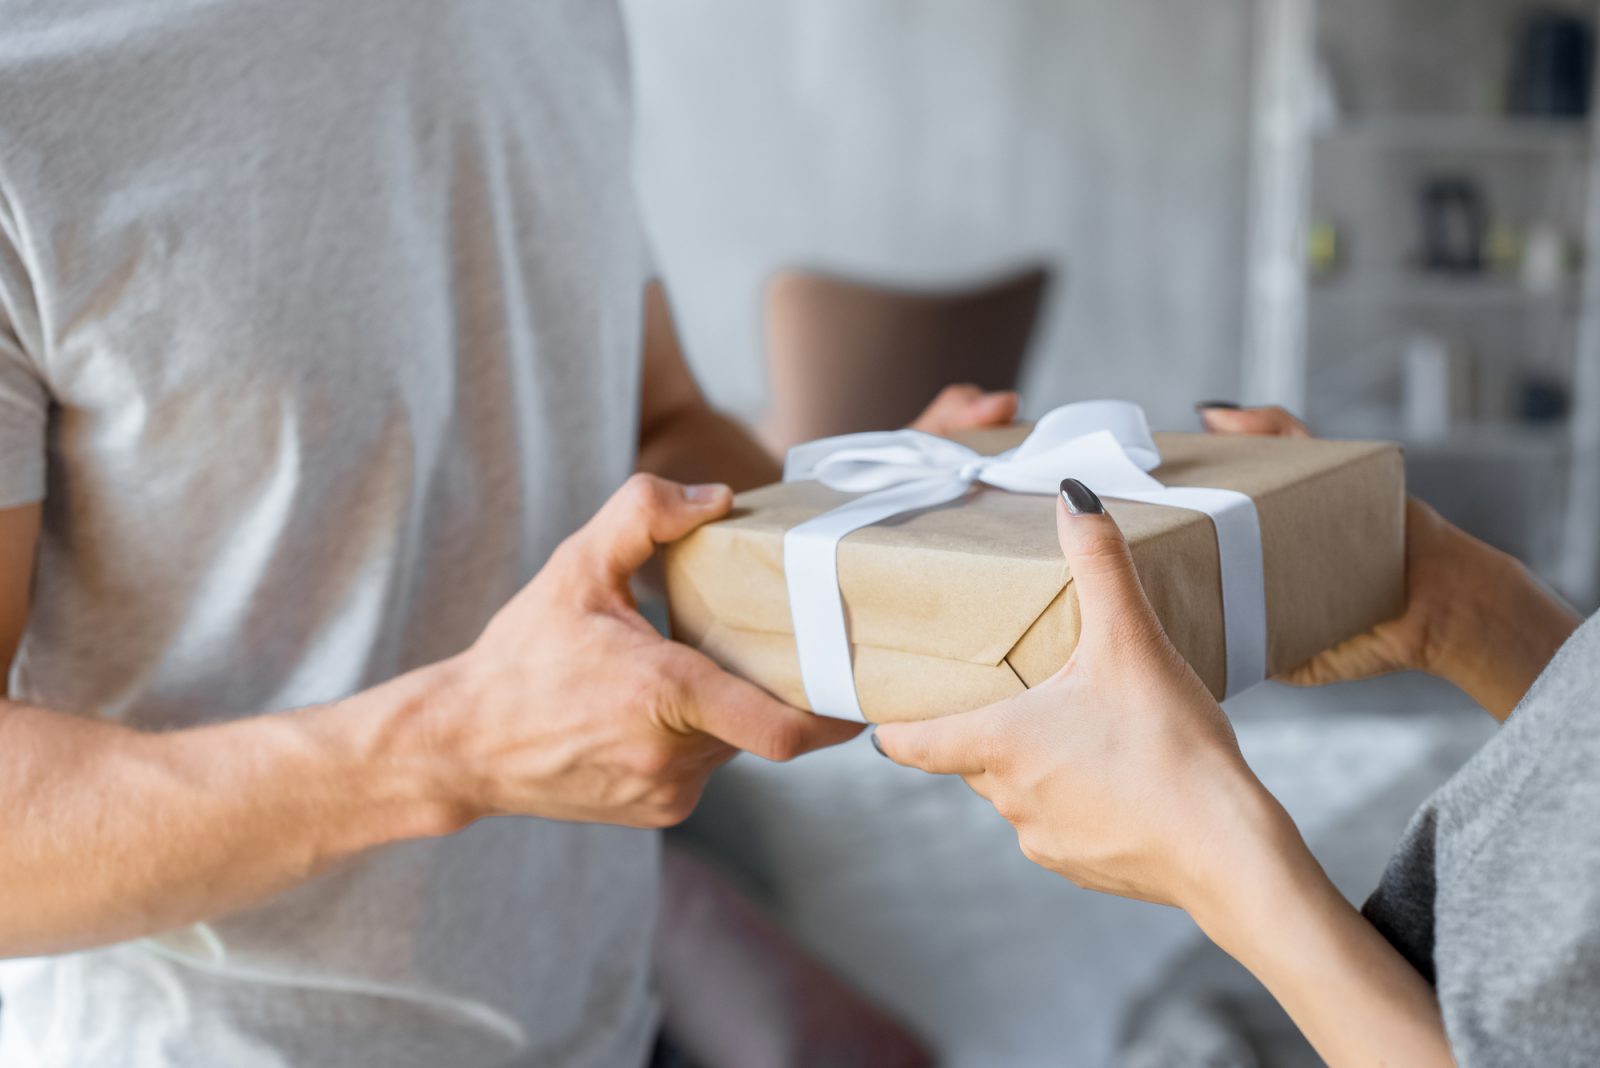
left=418, top=473, right=861, bottom=829
left=0, top=475, right=856, bottom=958
left=1198, top=403, right=1579, bottom=718
left=908, top=384, right=1019, bottom=436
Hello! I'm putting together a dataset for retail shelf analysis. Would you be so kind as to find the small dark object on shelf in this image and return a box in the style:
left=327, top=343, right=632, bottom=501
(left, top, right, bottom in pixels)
left=1519, top=377, right=1570, bottom=424
left=1510, top=8, right=1594, bottom=119
left=1419, top=177, right=1488, bottom=275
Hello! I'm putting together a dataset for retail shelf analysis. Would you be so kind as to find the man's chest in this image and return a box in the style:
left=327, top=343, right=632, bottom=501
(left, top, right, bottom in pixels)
left=1, top=0, right=642, bottom=443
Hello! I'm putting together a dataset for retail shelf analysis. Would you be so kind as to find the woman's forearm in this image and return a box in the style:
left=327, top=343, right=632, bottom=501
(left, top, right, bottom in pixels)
left=1424, top=533, right=1580, bottom=721
left=1190, top=805, right=1454, bottom=1068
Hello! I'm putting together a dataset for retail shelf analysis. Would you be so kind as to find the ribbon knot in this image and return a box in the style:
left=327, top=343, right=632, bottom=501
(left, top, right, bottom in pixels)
left=957, top=459, right=988, bottom=482
left=781, top=400, right=1269, bottom=722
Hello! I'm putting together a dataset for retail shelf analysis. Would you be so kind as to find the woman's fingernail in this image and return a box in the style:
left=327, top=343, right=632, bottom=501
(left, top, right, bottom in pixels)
left=1060, top=478, right=1104, bottom=516
left=1195, top=400, right=1241, bottom=412
left=683, top=483, right=730, bottom=503
left=869, top=727, right=890, bottom=760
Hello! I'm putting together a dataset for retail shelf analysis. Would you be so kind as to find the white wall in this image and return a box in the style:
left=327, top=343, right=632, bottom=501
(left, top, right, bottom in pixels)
left=625, top=0, right=1259, bottom=429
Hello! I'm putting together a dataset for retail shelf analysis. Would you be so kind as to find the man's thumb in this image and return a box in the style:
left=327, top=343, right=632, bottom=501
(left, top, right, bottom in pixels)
left=1056, top=478, right=1158, bottom=641
left=576, top=474, right=733, bottom=582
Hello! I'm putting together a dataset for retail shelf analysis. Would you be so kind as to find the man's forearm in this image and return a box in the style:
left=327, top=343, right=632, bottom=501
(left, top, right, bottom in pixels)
left=0, top=665, right=460, bottom=958
left=637, top=404, right=780, bottom=493
left=634, top=278, right=782, bottom=494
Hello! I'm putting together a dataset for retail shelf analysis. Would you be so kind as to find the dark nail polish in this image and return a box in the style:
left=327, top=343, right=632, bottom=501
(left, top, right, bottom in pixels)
left=1195, top=400, right=1241, bottom=411
left=1059, top=478, right=1104, bottom=516
left=869, top=728, right=889, bottom=759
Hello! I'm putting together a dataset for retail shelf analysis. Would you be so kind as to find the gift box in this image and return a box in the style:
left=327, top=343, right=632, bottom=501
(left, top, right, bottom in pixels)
left=664, top=411, right=1405, bottom=723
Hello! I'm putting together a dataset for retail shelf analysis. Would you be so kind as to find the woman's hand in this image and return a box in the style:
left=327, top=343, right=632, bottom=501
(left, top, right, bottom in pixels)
left=875, top=476, right=1456, bottom=1067
left=875, top=479, right=1289, bottom=911
left=1197, top=403, right=1581, bottom=719
left=1194, top=404, right=1459, bottom=684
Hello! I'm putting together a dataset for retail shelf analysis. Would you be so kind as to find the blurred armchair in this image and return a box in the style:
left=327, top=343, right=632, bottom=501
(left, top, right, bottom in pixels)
left=760, top=265, right=1051, bottom=451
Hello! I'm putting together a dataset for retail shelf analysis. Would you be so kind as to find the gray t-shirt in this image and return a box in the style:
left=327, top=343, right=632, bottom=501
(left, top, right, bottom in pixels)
left=1365, top=611, right=1600, bottom=1067
left=0, top=3, right=658, bottom=1066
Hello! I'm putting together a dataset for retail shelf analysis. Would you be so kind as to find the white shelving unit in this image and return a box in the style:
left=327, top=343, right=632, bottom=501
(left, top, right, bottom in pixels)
left=1560, top=105, right=1600, bottom=601
left=1246, top=0, right=1600, bottom=606
left=1244, top=0, right=1316, bottom=417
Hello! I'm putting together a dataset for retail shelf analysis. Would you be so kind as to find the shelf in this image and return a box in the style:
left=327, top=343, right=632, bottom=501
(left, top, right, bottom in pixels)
left=1310, top=275, right=1580, bottom=311
left=1401, top=421, right=1570, bottom=456
left=1314, top=116, right=1591, bottom=156
left=1318, top=413, right=1571, bottom=456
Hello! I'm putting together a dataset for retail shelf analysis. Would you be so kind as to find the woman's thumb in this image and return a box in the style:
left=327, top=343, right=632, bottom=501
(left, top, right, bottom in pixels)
left=1056, top=479, right=1159, bottom=640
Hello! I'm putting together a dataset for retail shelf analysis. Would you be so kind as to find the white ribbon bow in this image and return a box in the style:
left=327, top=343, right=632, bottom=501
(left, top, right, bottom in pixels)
left=782, top=399, right=1267, bottom=721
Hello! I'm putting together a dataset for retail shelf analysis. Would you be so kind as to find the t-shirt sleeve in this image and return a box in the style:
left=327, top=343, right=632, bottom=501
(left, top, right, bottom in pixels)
left=0, top=332, right=47, bottom=509
left=0, top=216, right=48, bottom=508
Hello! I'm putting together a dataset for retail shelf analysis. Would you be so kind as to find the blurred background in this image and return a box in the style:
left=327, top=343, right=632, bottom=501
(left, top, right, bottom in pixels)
left=625, top=2, right=1598, bottom=1065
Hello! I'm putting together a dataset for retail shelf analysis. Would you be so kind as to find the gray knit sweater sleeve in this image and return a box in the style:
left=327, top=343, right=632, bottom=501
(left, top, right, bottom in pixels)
left=1363, top=612, right=1600, bottom=1067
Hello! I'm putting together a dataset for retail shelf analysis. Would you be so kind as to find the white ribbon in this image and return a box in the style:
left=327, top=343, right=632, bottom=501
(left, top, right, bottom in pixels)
left=782, top=400, right=1267, bottom=721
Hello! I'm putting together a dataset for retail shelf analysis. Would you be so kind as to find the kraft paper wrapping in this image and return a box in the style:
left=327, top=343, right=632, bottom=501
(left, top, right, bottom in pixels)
left=664, top=427, right=1405, bottom=723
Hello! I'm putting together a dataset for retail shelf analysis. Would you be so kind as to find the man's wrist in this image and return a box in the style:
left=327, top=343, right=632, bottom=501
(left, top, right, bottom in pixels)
left=294, top=659, right=480, bottom=855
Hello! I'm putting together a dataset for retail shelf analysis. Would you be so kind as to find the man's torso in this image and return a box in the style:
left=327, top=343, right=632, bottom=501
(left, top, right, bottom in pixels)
left=0, top=3, right=659, bottom=1065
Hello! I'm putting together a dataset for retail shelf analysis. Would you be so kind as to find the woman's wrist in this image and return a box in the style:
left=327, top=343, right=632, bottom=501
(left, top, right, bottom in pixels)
left=1181, top=785, right=1455, bottom=1066
left=1421, top=531, right=1580, bottom=720
left=1181, top=779, right=1317, bottom=952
